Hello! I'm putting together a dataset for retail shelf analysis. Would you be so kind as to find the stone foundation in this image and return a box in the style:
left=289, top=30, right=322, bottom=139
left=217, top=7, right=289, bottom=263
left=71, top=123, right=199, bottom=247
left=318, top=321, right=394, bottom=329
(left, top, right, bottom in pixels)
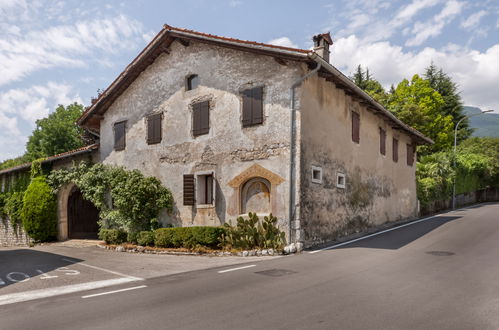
left=0, top=217, right=32, bottom=247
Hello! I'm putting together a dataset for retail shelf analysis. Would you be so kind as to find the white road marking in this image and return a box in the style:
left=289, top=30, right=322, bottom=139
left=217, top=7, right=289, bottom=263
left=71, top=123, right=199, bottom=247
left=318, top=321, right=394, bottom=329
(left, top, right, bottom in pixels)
left=61, top=258, right=143, bottom=281
left=309, top=204, right=483, bottom=254
left=6, top=272, right=30, bottom=283
left=0, top=278, right=137, bottom=306
left=218, top=264, right=256, bottom=273
left=81, top=285, right=147, bottom=299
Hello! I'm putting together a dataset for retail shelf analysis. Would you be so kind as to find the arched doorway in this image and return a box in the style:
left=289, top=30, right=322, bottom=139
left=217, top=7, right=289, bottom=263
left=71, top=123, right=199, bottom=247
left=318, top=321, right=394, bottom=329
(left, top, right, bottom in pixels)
left=241, top=177, right=271, bottom=214
left=67, top=187, right=99, bottom=239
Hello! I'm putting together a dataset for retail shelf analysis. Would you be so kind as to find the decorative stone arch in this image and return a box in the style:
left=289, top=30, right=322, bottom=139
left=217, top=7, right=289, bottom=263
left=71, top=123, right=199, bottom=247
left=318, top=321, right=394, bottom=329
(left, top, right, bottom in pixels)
left=56, top=183, right=100, bottom=240
left=57, top=183, right=77, bottom=241
left=228, top=164, right=284, bottom=216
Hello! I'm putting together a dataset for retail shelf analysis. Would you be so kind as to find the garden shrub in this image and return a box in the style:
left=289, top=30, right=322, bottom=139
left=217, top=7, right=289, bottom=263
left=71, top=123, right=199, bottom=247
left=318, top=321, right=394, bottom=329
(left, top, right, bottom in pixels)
left=127, top=231, right=139, bottom=244
left=154, top=227, right=225, bottom=249
left=98, top=228, right=127, bottom=244
left=154, top=228, right=174, bottom=248
left=137, top=231, right=155, bottom=246
left=21, top=177, right=57, bottom=242
left=221, top=213, right=286, bottom=250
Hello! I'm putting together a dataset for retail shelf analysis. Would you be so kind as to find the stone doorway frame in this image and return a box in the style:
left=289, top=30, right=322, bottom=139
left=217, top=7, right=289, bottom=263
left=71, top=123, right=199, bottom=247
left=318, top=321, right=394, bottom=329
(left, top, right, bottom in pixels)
left=56, top=183, right=76, bottom=241
left=228, top=164, right=284, bottom=216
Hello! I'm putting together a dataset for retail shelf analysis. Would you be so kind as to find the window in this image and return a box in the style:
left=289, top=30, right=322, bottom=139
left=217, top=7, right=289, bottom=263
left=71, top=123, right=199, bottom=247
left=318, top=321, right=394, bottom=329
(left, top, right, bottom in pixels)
left=147, top=113, right=162, bottom=144
left=311, top=166, right=323, bottom=184
left=336, top=173, right=346, bottom=189
left=351, top=111, right=360, bottom=144
left=186, top=74, right=199, bottom=91
left=392, top=138, right=399, bottom=162
left=242, top=86, right=263, bottom=127
left=406, top=143, right=415, bottom=166
left=379, top=128, right=386, bottom=155
left=196, top=173, right=214, bottom=205
left=192, top=101, right=210, bottom=136
left=114, top=121, right=126, bottom=151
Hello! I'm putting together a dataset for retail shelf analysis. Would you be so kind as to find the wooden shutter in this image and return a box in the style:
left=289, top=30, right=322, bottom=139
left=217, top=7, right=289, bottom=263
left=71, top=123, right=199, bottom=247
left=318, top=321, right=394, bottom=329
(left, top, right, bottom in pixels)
left=183, top=174, right=195, bottom=205
left=242, top=87, right=263, bottom=127
left=193, top=101, right=209, bottom=136
left=351, top=112, right=360, bottom=143
left=114, top=121, right=126, bottom=150
left=392, top=138, right=399, bottom=162
left=251, top=87, right=263, bottom=125
left=242, top=89, right=252, bottom=127
left=147, top=113, right=162, bottom=144
left=406, top=144, right=414, bottom=166
left=379, top=128, right=386, bottom=155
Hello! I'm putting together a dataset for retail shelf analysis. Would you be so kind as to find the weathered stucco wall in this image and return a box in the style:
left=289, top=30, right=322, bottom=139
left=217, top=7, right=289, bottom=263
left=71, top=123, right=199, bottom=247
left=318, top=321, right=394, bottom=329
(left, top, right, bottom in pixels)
left=298, top=74, right=418, bottom=247
left=99, top=40, right=305, bottom=235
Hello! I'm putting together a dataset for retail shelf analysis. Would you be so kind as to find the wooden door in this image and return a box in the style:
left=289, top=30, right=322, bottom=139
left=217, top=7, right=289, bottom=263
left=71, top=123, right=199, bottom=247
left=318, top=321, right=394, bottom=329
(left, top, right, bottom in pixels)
left=68, top=188, right=100, bottom=239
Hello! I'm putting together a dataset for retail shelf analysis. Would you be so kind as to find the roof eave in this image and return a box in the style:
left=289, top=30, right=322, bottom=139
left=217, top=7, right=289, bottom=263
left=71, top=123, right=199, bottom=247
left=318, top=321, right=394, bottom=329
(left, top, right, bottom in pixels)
left=308, top=52, right=434, bottom=145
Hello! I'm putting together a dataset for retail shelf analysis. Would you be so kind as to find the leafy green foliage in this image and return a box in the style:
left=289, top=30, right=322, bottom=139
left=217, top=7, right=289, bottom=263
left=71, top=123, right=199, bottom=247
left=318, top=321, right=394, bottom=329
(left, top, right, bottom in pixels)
left=4, top=192, right=25, bottom=231
left=154, top=227, right=226, bottom=249
left=424, top=63, right=472, bottom=142
left=21, top=177, right=57, bottom=242
left=48, top=162, right=173, bottom=233
left=98, top=228, right=127, bottom=244
left=137, top=231, right=155, bottom=246
left=350, top=65, right=387, bottom=104
left=221, top=213, right=286, bottom=250
left=26, top=103, right=85, bottom=161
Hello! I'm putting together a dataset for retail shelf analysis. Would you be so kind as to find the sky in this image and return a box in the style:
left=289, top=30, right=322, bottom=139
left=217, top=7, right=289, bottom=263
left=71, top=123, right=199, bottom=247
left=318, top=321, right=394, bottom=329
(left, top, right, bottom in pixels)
left=0, top=0, right=498, bottom=162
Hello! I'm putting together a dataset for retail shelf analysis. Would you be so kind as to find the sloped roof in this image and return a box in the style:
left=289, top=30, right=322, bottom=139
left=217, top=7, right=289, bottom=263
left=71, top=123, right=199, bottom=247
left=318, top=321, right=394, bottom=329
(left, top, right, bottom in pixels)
left=77, top=24, right=433, bottom=145
left=0, top=144, right=99, bottom=176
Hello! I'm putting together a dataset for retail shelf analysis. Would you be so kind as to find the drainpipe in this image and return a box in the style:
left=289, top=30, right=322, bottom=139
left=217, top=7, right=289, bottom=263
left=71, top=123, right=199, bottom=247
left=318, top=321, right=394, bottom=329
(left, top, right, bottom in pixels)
left=289, top=61, right=321, bottom=243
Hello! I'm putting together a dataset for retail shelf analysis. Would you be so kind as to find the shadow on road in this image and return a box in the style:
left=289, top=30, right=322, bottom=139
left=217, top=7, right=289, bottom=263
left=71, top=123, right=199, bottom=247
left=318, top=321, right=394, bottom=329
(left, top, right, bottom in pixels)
left=0, top=249, right=83, bottom=289
left=336, top=215, right=462, bottom=250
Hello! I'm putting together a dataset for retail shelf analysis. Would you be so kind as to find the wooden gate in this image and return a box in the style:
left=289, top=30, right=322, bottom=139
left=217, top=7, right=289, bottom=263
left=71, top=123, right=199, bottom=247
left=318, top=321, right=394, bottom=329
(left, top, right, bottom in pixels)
left=68, top=188, right=99, bottom=239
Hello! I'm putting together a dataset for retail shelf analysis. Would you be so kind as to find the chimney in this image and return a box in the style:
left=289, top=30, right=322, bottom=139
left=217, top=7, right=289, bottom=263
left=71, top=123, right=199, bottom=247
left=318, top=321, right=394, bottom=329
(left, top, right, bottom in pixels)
left=313, top=32, right=333, bottom=63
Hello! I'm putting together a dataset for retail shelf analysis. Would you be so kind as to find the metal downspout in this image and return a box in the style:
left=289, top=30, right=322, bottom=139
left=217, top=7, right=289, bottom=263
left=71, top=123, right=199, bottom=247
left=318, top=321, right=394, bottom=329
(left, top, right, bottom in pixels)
left=289, top=62, right=322, bottom=243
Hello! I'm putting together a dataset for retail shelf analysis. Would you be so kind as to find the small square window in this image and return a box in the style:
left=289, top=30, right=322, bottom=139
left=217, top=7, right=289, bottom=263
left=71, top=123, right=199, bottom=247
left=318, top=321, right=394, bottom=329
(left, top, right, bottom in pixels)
left=336, top=173, right=346, bottom=189
left=186, top=74, right=199, bottom=91
left=311, top=166, right=323, bottom=184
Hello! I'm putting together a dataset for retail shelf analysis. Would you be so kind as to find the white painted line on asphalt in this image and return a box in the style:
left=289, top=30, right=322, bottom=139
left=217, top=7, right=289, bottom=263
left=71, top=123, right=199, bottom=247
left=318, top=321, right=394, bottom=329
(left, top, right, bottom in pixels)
left=217, top=264, right=256, bottom=273
left=61, top=258, right=143, bottom=281
left=0, top=278, right=137, bottom=306
left=81, top=285, right=147, bottom=299
left=309, top=204, right=486, bottom=254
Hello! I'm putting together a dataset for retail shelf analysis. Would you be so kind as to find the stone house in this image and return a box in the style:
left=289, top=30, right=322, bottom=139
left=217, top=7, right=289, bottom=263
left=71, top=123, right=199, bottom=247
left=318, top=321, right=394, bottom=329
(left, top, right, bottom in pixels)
left=0, top=25, right=432, bottom=247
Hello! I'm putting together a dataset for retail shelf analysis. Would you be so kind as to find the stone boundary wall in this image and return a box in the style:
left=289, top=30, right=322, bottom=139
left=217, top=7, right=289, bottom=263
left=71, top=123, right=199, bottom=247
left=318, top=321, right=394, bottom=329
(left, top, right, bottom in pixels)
left=0, top=216, right=32, bottom=247
left=421, top=187, right=499, bottom=215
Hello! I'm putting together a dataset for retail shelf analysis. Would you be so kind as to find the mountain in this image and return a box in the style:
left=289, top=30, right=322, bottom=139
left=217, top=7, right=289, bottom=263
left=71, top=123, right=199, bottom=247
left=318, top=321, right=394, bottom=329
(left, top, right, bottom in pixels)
left=463, top=106, right=499, bottom=138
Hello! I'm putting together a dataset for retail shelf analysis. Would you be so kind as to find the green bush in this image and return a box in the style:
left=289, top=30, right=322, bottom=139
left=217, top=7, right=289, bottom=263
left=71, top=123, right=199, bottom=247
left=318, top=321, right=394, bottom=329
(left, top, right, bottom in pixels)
left=221, top=213, right=286, bottom=250
left=154, top=227, right=225, bottom=249
left=137, top=231, right=155, bottom=246
left=154, top=228, right=174, bottom=248
left=99, top=228, right=127, bottom=244
left=4, top=192, right=24, bottom=231
left=21, top=177, right=57, bottom=242
left=127, top=231, right=139, bottom=244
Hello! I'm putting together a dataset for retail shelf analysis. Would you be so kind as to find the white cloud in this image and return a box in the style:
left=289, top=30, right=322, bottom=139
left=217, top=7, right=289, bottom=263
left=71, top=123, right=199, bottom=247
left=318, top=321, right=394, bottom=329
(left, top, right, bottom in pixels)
left=267, top=37, right=298, bottom=49
left=0, top=15, right=145, bottom=86
left=0, top=82, right=82, bottom=161
left=461, top=10, right=488, bottom=29
left=332, top=35, right=499, bottom=112
left=406, top=0, right=464, bottom=46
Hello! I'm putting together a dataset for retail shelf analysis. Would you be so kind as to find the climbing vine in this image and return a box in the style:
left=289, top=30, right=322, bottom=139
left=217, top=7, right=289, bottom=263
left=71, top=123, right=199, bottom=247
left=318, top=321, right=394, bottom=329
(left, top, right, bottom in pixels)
left=48, top=162, right=173, bottom=233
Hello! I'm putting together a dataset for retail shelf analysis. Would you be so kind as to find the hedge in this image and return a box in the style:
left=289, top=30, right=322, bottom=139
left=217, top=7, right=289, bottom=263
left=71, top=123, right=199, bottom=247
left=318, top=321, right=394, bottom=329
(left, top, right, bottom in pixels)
left=137, top=231, right=155, bottom=246
left=99, top=228, right=127, bottom=244
left=154, top=227, right=226, bottom=249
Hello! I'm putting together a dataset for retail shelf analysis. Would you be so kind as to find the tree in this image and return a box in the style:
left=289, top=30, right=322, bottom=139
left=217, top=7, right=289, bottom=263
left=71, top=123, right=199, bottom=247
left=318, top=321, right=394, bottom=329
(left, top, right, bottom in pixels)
left=25, top=103, right=85, bottom=161
left=386, top=75, right=454, bottom=154
left=350, top=65, right=387, bottom=104
left=424, top=63, right=472, bottom=142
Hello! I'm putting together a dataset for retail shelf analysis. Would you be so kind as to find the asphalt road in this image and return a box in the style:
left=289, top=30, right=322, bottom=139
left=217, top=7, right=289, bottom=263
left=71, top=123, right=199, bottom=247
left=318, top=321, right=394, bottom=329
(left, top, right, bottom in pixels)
left=1, top=203, right=499, bottom=330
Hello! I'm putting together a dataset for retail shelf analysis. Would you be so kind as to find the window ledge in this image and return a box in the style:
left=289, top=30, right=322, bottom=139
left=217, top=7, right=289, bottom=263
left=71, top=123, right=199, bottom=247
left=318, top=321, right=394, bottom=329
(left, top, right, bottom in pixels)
left=196, top=204, right=215, bottom=209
